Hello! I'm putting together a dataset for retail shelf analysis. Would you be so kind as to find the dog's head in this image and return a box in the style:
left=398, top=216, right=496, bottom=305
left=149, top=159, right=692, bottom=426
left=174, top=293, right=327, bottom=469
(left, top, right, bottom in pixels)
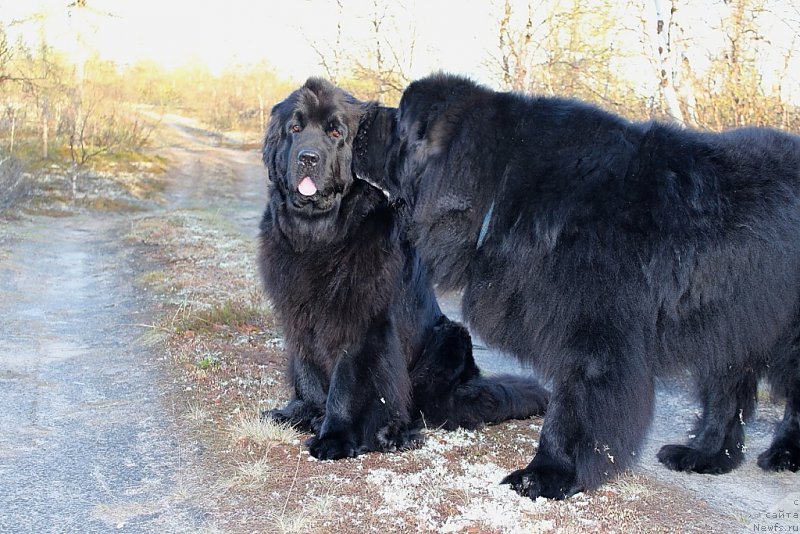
left=263, top=78, right=373, bottom=218
left=352, top=72, right=485, bottom=206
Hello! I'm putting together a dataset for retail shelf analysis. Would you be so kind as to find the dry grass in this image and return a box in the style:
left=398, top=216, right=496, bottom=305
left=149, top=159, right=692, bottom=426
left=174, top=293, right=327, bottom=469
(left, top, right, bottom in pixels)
left=266, top=492, right=337, bottom=534
left=226, top=455, right=275, bottom=491
left=610, top=472, right=663, bottom=500
left=0, top=156, right=33, bottom=211
left=176, top=297, right=270, bottom=334
left=230, top=412, right=300, bottom=447
left=184, top=402, right=212, bottom=423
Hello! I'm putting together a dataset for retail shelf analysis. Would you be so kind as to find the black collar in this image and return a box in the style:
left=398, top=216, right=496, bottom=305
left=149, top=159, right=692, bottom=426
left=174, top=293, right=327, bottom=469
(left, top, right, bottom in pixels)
left=354, top=105, right=378, bottom=162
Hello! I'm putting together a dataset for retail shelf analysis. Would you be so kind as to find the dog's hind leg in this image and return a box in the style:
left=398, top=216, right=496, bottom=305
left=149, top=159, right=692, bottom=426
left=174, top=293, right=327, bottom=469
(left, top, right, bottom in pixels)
left=409, top=318, right=479, bottom=429
left=758, top=340, right=800, bottom=472
left=410, top=317, right=548, bottom=430
left=758, top=386, right=800, bottom=472
left=658, top=366, right=757, bottom=474
left=758, top=325, right=800, bottom=472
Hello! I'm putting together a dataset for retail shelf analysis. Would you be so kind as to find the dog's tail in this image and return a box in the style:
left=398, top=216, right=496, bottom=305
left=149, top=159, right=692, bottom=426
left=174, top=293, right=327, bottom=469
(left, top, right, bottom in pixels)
left=410, top=318, right=548, bottom=431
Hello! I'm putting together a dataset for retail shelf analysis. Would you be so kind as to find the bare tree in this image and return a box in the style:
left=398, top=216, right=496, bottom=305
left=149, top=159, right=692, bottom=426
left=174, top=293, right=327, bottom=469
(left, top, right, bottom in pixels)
left=308, top=0, right=345, bottom=83
left=496, top=0, right=549, bottom=92
left=348, top=0, right=412, bottom=101
left=305, top=1, right=414, bottom=103
left=492, top=0, right=649, bottom=119
left=685, top=0, right=790, bottom=130
left=649, top=0, right=687, bottom=124
left=0, top=24, right=11, bottom=84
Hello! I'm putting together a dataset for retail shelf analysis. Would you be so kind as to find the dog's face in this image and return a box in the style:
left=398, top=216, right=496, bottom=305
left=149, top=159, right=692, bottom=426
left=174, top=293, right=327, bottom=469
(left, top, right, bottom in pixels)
left=263, top=78, right=366, bottom=218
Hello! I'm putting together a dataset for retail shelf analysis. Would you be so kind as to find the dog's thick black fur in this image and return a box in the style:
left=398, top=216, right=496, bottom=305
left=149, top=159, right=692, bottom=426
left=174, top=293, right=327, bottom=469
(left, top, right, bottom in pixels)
left=258, top=78, right=548, bottom=460
left=355, top=72, right=800, bottom=498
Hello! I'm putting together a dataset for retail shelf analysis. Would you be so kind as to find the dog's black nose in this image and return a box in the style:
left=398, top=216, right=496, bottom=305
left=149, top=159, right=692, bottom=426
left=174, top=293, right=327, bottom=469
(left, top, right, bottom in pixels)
left=298, top=149, right=320, bottom=166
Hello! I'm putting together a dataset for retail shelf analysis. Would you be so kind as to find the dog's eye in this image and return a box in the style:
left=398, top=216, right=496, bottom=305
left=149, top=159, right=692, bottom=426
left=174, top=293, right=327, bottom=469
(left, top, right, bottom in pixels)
left=329, top=127, right=342, bottom=139
left=290, top=124, right=302, bottom=133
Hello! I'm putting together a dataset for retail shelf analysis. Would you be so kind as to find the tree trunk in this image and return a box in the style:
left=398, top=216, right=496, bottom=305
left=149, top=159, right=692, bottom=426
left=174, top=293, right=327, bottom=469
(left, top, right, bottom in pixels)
left=651, top=0, right=685, bottom=125
left=9, top=110, right=15, bottom=154
left=258, top=92, right=265, bottom=130
left=41, top=98, right=49, bottom=159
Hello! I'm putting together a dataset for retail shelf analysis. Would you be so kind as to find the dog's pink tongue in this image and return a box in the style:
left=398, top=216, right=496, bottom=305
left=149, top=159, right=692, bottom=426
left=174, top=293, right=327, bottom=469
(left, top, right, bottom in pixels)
left=298, top=176, right=318, bottom=196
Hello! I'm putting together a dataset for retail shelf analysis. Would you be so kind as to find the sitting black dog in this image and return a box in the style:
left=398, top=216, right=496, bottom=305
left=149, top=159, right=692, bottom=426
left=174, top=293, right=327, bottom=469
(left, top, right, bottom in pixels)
left=258, top=78, right=549, bottom=460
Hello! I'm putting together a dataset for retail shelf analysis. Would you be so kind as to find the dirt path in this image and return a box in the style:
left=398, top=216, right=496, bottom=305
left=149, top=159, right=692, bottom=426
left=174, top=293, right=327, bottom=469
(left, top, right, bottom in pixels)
left=155, top=112, right=265, bottom=238
left=0, top=215, right=208, bottom=532
left=0, top=114, right=264, bottom=533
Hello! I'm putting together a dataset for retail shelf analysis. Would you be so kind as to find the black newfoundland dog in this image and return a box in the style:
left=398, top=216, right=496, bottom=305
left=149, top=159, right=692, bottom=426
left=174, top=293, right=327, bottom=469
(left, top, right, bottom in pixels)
left=354, top=72, right=800, bottom=498
left=258, top=78, right=548, bottom=460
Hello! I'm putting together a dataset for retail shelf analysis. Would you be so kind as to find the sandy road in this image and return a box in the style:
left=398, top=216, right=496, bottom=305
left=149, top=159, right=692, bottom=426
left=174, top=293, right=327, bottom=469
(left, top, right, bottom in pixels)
left=0, top=114, right=265, bottom=533
left=0, top=215, right=208, bottom=532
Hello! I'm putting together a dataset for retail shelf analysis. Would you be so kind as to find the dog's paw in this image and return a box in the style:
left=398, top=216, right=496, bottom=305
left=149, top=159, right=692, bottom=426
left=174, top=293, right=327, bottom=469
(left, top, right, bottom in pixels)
left=376, top=423, right=425, bottom=452
left=657, top=444, right=742, bottom=474
left=262, top=407, right=291, bottom=423
left=757, top=442, right=800, bottom=472
left=306, top=435, right=358, bottom=460
left=500, top=465, right=580, bottom=500
left=261, top=402, right=320, bottom=433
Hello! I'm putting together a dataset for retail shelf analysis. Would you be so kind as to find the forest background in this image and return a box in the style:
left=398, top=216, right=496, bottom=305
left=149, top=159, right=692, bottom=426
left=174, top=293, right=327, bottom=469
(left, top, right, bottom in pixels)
left=1, top=0, right=799, bottom=208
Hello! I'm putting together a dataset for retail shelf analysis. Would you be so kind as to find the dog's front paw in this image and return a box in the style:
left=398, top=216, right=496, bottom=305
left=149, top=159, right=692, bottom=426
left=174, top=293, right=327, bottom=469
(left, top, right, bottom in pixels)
left=261, top=399, right=320, bottom=433
left=306, top=435, right=358, bottom=460
left=376, top=423, right=425, bottom=452
left=500, top=465, right=580, bottom=500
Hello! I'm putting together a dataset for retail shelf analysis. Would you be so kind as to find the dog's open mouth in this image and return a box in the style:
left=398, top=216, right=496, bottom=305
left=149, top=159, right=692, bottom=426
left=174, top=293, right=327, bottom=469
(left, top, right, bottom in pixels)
left=290, top=176, right=339, bottom=213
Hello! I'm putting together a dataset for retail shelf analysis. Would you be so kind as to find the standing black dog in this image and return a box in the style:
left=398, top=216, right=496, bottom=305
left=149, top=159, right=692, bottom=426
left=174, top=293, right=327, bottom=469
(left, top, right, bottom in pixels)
left=258, top=78, right=548, bottom=460
left=355, top=72, right=800, bottom=498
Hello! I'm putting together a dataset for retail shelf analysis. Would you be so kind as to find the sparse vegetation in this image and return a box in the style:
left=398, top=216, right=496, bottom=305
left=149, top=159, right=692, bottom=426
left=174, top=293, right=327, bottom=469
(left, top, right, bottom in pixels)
left=176, top=298, right=271, bottom=335
left=230, top=412, right=300, bottom=447
left=0, top=156, right=32, bottom=209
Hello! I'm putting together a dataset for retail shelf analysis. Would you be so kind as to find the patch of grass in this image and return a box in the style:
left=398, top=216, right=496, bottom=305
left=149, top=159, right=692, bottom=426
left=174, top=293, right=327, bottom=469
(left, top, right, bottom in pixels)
left=267, top=494, right=334, bottom=534
left=232, top=456, right=274, bottom=487
left=90, top=150, right=169, bottom=175
left=127, top=217, right=172, bottom=245
left=230, top=412, right=300, bottom=446
left=176, top=299, right=270, bottom=334
left=185, top=402, right=212, bottom=423
left=140, top=270, right=169, bottom=288
left=267, top=511, right=316, bottom=534
left=611, top=473, right=661, bottom=500
left=197, top=353, right=221, bottom=370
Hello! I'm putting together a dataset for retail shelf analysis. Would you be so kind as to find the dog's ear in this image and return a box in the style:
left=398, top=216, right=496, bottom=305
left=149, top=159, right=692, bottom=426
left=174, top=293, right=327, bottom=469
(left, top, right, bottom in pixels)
left=262, top=100, right=287, bottom=182
left=353, top=104, right=399, bottom=192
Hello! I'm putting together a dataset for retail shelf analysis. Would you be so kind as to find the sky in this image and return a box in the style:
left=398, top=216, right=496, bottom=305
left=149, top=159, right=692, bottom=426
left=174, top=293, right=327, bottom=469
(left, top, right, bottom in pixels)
left=0, top=0, right=503, bottom=83
left=1, top=0, right=798, bottom=102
